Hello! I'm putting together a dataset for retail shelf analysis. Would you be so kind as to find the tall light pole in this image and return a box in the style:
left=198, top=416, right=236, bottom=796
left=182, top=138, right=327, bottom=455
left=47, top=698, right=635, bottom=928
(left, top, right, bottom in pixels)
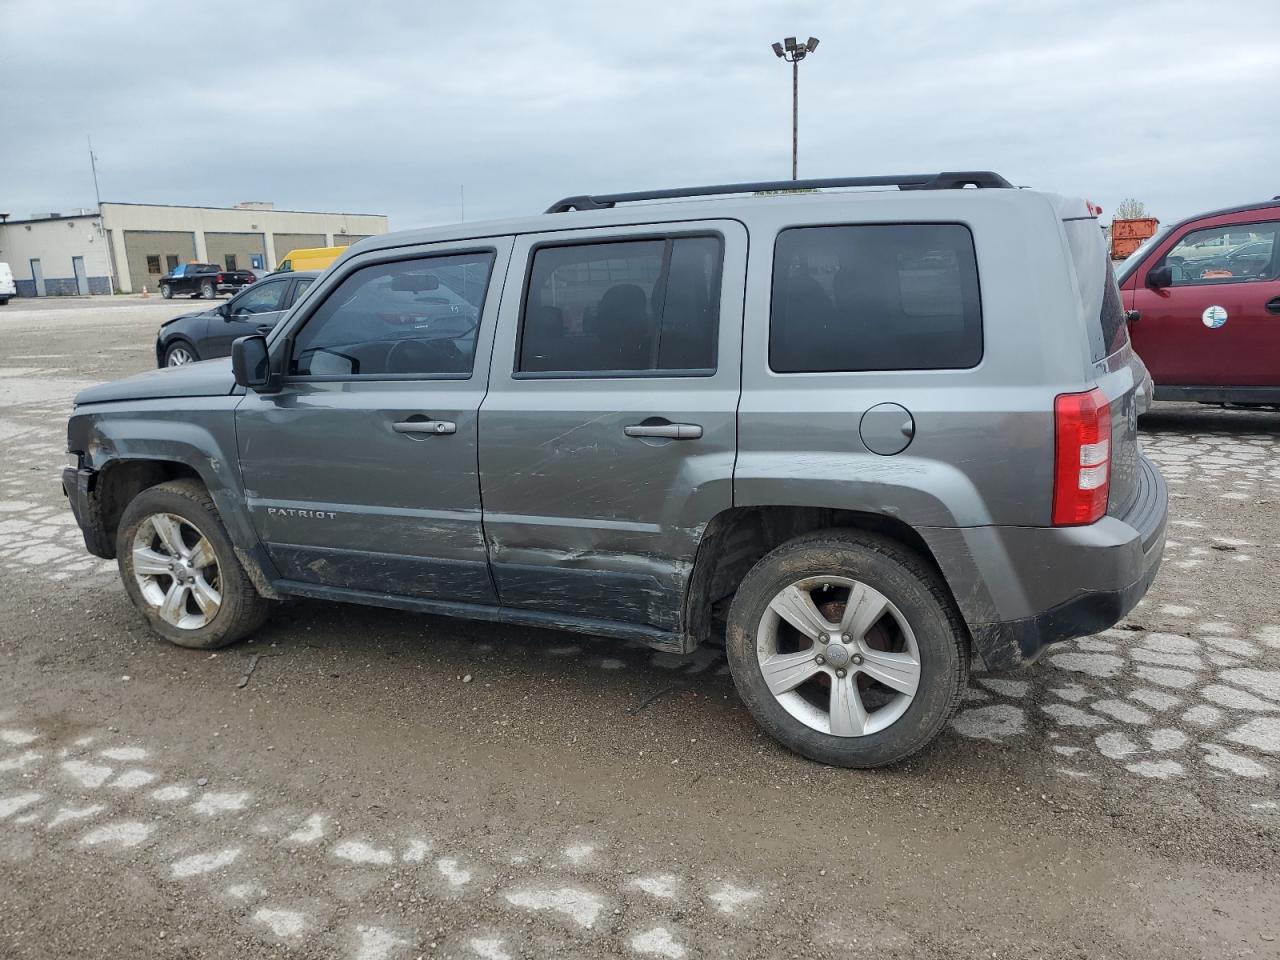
left=771, top=36, right=819, bottom=180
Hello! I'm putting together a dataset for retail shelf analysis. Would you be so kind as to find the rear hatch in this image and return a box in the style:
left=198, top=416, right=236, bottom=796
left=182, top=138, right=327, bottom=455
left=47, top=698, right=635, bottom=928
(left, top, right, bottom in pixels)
left=1060, top=207, right=1146, bottom=519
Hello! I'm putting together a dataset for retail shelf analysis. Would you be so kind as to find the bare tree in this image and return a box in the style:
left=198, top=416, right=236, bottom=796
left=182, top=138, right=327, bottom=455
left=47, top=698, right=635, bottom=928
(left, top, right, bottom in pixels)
left=1116, top=197, right=1147, bottom=220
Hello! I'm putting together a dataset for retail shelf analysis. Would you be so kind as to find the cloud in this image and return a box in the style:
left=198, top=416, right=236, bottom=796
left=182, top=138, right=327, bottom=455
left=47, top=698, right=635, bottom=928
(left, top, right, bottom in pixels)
left=2, top=0, right=1276, bottom=229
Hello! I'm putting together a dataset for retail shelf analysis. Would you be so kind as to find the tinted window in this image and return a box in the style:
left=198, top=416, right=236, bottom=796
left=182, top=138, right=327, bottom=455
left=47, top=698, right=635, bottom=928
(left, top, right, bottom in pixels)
left=1160, top=222, right=1278, bottom=284
left=231, top=280, right=286, bottom=315
left=769, top=224, right=981, bottom=373
left=289, top=253, right=495, bottom=378
left=518, top=236, right=722, bottom=374
left=1065, top=219, right=1130, bottom=362
left=288, top=277, right=314, bottom=305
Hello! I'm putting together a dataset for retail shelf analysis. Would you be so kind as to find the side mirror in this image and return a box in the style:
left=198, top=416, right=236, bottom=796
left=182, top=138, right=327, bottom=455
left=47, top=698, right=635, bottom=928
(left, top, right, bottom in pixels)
left=1147, top=265, right=1174, bottom=289
left=217, top=302, right=231, bottom=318
left=231, top=335, right=278, bottom=393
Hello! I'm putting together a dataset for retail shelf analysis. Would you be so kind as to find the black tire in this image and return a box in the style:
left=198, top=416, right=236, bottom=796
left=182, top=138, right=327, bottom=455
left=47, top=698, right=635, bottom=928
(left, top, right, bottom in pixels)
left=163, top=340, right=199, bottom=367
left=200, top=281, right=215, bottom=299
left=116, top=479, right=272, bottom=650
left=160, top=284, right=172, bottom=299
left=725, top=530, right=968, bottom=768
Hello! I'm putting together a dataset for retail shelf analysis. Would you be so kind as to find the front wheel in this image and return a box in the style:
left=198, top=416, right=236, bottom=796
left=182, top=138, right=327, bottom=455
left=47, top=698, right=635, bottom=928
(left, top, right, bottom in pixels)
left=116, top=479, right=272, bottom=649
left=726, top=531, right=968, bottom=768
left=160, top=284, right=172, bottom=299
left=200, top=281, right=215, bottom=299
left=164, top=341, right=198, bottom=367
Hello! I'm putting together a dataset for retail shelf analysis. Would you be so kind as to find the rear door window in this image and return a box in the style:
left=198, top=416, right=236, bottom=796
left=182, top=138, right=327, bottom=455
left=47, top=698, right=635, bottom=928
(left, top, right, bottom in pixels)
left=769, top=224, right=982, bottom=373
left=517, top=235, right=722, bottom=375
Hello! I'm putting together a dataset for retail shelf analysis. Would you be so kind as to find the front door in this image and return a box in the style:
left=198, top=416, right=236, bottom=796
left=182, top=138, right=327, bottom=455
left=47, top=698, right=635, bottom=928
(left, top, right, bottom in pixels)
left=205, top=276, right=291, bottom=357
left=1130, top=218, right=1280, bottom=387
left=72, top=256, right=88, bottom=295
left=478, top=222, right=745, bottom=632
left=30, top=259, right=45, bottom=297
left=235, top=239, right=512, bottom=602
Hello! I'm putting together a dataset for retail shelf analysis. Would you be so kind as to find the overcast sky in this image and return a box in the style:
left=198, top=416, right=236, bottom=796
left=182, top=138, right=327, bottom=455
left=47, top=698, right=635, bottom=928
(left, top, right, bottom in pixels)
left=3, top=0, right=1276, bottom=230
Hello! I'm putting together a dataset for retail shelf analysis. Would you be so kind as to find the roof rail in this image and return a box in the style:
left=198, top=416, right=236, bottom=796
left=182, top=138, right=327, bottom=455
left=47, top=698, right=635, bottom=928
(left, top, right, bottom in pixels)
left=545, top=171, right=1013, bottom=213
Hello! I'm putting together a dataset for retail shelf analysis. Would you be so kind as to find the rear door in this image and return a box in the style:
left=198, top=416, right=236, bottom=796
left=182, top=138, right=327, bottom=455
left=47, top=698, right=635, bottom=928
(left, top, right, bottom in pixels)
left=1130, top=217, right=1280, bottom=387
left=478, top=221, right=745, bottom=633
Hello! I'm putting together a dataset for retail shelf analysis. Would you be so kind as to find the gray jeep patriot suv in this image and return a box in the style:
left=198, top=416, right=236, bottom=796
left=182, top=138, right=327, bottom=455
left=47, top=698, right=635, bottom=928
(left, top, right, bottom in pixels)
left=64, top=172, right=1167, bottom=767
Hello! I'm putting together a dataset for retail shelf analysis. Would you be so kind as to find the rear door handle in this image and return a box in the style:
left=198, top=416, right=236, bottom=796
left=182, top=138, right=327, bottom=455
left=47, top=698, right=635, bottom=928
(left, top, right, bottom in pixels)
left=393, top=419, right=456, bottom=436
left=1266, top=297, right=1280, bottom=315
left=624, top=423, right=703, bottom=440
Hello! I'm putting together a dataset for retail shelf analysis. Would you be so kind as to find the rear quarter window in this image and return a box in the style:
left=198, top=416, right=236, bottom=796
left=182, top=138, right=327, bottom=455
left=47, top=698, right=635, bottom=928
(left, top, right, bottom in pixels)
left=769, top=223, right=982, bottom=373
left=1064, top=219, right=1129, bottom=362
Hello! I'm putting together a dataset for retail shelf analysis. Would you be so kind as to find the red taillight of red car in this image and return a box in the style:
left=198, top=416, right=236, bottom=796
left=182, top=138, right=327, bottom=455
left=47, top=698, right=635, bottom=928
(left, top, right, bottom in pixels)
left=1052, top=387, right=1111, bottom=526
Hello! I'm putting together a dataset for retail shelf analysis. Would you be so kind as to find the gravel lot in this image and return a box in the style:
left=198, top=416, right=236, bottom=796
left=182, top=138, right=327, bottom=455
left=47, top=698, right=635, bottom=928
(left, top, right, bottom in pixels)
left=1, top=295, right=1278, bottom=959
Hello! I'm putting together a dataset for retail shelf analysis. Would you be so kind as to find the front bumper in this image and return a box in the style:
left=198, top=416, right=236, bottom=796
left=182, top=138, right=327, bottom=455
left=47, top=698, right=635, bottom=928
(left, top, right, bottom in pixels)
left=953, top=454, right=1168, bottom=670
left=62, top=465, right=114, bottom=558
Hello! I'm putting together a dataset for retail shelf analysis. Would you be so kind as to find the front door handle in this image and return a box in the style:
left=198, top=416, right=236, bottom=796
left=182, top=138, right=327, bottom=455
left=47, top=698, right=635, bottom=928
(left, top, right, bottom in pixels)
left=624, top=422, right=703, bottom=440
left=393, top=419, right=456, bottom=436
left=1266, top=297, right=1280, bottom=315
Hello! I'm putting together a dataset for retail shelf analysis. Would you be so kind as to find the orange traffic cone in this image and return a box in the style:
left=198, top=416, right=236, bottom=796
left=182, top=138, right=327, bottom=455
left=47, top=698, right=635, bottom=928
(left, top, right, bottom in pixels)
left=141, top=286, right=149, bottom=298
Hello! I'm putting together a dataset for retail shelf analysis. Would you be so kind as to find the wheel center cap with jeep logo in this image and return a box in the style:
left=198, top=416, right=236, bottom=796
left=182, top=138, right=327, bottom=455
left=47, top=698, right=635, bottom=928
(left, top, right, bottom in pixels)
left=823, top=642, right=851, bottom=667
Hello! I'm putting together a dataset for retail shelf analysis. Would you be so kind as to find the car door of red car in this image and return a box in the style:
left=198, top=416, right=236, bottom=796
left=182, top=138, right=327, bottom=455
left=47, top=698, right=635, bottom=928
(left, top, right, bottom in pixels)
left=1130, top=217, right=1280, bottom=389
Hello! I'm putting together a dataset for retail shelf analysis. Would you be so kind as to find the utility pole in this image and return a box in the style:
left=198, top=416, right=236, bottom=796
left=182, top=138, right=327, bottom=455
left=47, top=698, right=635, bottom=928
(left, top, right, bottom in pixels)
left=771, top=37, right=819, bottom=180
left=88, top=135, right=116, bottom=294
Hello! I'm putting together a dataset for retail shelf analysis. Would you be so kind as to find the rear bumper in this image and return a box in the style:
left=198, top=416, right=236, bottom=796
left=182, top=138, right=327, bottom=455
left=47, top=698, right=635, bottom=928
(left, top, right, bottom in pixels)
left=930, top=453, right=1168, bottom=670
left=216, top=283, right=248, bottom=293
left=62, top=465, right=115, bottom=558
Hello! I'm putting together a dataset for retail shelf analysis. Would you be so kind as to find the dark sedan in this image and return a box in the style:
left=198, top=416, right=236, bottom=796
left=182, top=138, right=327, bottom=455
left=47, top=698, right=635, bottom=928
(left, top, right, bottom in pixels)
left=156, top=271, right=318, bottom=367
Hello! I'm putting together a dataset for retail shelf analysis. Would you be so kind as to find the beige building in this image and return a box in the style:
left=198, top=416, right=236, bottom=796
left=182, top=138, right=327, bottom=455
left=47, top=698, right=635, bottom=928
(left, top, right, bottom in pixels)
left=0, top=201, right=389, bottom=296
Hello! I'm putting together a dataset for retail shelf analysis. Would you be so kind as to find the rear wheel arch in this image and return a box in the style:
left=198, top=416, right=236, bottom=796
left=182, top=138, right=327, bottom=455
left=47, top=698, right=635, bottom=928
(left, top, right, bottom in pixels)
left=683, top=505, right=962, bottom=648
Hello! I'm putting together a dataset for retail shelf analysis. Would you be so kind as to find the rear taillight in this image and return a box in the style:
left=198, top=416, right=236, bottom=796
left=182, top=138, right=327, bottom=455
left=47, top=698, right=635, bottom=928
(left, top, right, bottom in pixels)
left=215, top=273, right=223, bottom=282
left=1053, top=387, right=1111, bottom=526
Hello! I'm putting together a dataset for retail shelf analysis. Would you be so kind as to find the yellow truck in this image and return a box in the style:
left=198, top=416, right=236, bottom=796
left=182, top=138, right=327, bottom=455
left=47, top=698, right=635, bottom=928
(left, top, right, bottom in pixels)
left=275, top=245, right=348, bottom=272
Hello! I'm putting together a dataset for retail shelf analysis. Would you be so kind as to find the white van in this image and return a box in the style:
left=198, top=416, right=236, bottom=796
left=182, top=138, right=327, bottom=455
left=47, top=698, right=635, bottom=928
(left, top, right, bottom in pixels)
left=0, top=262, right=15, bottom=305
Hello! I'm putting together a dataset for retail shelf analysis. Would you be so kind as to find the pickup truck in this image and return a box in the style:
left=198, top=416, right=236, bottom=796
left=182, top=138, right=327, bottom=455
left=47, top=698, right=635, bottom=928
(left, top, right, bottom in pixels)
left=159, top=262, right=255, bottom=300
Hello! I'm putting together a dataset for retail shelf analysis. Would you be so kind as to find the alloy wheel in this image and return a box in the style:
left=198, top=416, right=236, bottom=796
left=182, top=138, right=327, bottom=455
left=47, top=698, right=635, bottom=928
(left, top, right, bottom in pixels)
left=755, top=575, right=921, bottom=737
left=131, top=513, right=222, bottom=629
left=166, top=346, right=194, bottom=367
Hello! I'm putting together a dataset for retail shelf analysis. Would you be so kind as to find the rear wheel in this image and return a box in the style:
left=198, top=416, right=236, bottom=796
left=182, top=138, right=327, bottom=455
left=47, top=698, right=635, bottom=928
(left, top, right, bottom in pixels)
left=116, top=479, right=271, bottom=649
left=200, top=281, right=215, bottom=299
left=160, top=284, right=172, bottom=299
left=726, top=530, right=967, bottom=768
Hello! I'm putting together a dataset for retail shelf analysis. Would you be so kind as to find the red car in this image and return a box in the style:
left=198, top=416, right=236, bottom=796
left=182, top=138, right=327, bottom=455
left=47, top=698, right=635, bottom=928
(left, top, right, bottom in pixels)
left=1118, top=198, right=1280, bottom=406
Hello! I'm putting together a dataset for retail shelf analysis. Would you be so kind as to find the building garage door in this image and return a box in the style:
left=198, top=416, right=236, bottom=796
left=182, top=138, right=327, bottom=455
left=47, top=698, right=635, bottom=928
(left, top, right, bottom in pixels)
left=123, top=230, right=196, bottom=294
left=205, top=232, right=266, bottom=273
left=272, top=233, right=326, bottom=268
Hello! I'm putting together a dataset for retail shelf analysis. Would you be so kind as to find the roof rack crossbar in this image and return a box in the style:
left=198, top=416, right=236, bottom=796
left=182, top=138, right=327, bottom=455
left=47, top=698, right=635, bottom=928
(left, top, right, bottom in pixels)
left=545, top=171, right=1013, bottom=213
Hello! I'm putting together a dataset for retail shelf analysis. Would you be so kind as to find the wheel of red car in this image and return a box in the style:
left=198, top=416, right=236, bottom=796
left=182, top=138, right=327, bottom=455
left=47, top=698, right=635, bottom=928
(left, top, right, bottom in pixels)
left=160, top=283, right=172, bottom=299
left=200, top=281, right=214, bottom=299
